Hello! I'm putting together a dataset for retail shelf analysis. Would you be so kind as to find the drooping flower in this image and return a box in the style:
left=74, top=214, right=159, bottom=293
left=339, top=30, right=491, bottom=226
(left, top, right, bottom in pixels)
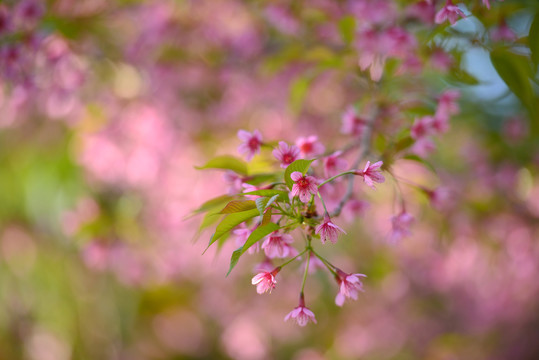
left=315, top=215, right=346, bottom=244
left=323, top=151, right=348, bottom=178
left=290, top=171, right=318, bottom=203
left=237, top=129, right=262, bottom=161
left=335, top=270, right=367, bottom=306
left=273, top=141, right=300, bottom=168
left=434, top=0, right=465, bottom=25
left=284, top=294, right=317, bottom=326
left=389, top=211, right=414, bottom=243
left=261, top=231, right=296, bottom=258
left=251, top=268, right=280, bottom=294
left=355, top=161, right=385, bottom=189
left=296, top=135, right=325, bottom=158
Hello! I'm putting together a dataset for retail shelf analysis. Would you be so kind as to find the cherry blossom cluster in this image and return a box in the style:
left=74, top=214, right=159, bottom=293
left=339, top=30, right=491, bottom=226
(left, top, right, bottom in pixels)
left=199, top=88, right=461, bottom=325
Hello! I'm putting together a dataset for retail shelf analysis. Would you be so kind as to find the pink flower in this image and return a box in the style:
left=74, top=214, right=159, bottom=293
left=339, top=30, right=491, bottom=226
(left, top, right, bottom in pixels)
left=305, top=253, right=325, bottom=274
left=426, top=186, right=452, bottom=210
left=389, top=211, right=414, bottom=243
left=315, top=215, right=346, bottom=244
left=296, top=135, right=325, bottom=158
left=411, top=116, right=435, bottom=140
left=434, top=0, right=466, bottom=25
left=355, top=161, right=385, bottom=189
left=261, top=231, right=296, bottom=258
left=251, top=268, right=279, bottom=294
left=0, top=5, right=12, bottom=35
left=14, top=0, right=44, bottom=29
left=335, top=270, right=367, bottom=306
left=341, top=106, right=368, bottom=136
left=237, top=129, right=262, bottom=161
left=433, top=89, right=460, bottom=133
left=223, top=171, right=243, bottom=194
left=323, top=151, right=348, bottom=178
left=411, top=137, right=436, bottom=157
left=233, top=225, right=260, bottom=254
left=290, top=171, right=318, bottom=203
left=284, top=295, right=317, bottom=326
left=273, top=141, right=300, bottom=168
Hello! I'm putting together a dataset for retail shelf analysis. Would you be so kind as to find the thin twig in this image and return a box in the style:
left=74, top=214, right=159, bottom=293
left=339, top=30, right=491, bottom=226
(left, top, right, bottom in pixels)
left=330, top=115, right=375, bottom=217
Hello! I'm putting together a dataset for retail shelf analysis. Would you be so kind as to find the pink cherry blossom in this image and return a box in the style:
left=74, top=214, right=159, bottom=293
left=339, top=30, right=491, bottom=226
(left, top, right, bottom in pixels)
left=389, top=211, right=414, bottom=243
left=290, top=171, right=318, bottom=203
left=341, top=106, right=368, bottom=137
left=355, top=161, right=385, bottom=189
left=284, top=295, right=317, bottom=326
left=284, top=306, right=317, bottom=326
left=261, top=232, right=296, bottom=258
left=411, top=116, right=435, bottom=140
left=223, top=171, right=243, bottom=194
left=315, top=215, right=346, bottom=244
left=323, top=151, right=348, bottom=178
left=426, top=186, right=452, bottom=210
left=412, top=137, right=436, bottom=157
left=251, top=268, right=279, bottom=294
left=237, top=129, right=262, bottom=161
left=434, top=0, right=466, bottom=25
left=335, top=270, right=367, bottom=306
left=273, top=141, right=300, bottom=168
left=233, top=225, right=260, bottom=254
left=296, top=135, right=325, bottom=158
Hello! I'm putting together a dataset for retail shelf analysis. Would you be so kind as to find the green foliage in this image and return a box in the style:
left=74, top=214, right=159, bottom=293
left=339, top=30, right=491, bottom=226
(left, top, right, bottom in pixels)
left=490, top=48, right=537, bottom=125
left=196, top=155, right=248, bottom=175
left=529, top=11, right=539, bottom=69
left=219, top=200, right=257, bottom=214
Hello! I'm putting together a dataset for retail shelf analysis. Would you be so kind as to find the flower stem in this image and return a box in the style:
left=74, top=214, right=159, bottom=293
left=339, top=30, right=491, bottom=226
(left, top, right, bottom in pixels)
left=317, top=192, right=329, bottom=215
left=311, top=249, right=338, bottom=276
left=301, top=249, right=311, bottom=293
left=279, top=248, right=307, bottom=268
left=318, top=171, right=357, bottom=188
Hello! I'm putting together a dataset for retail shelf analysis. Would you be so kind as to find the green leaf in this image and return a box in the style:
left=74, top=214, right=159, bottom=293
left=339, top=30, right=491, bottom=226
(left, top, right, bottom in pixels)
left=529, top=12, right=539, bottom=68
left=205, top=208, right=259, bottom=253
left=227, top=223, right=279, bottom=275
left=195, top=155, right=248, bottom=175
left=242, top=189, right=289, bottom=202
left=490, top=48, right=536, bottom=120
left=338, top=16, right=356, bottom=45
left=402, top=155, right=437, bottom=174
left=219, top=200, right=257, bottom=214
left=451, top=68, right=480, bottom=85
left=394, top=136, right=414, bottom=153
left=188, top=195, right=233, bottom=218
left=289, top=76, right=312, bottom=115
left=284, top=159, right=314, bottom=190
left=261, top=209, right=272, bottom=226
left=255, top=194, right=279, bottom=216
